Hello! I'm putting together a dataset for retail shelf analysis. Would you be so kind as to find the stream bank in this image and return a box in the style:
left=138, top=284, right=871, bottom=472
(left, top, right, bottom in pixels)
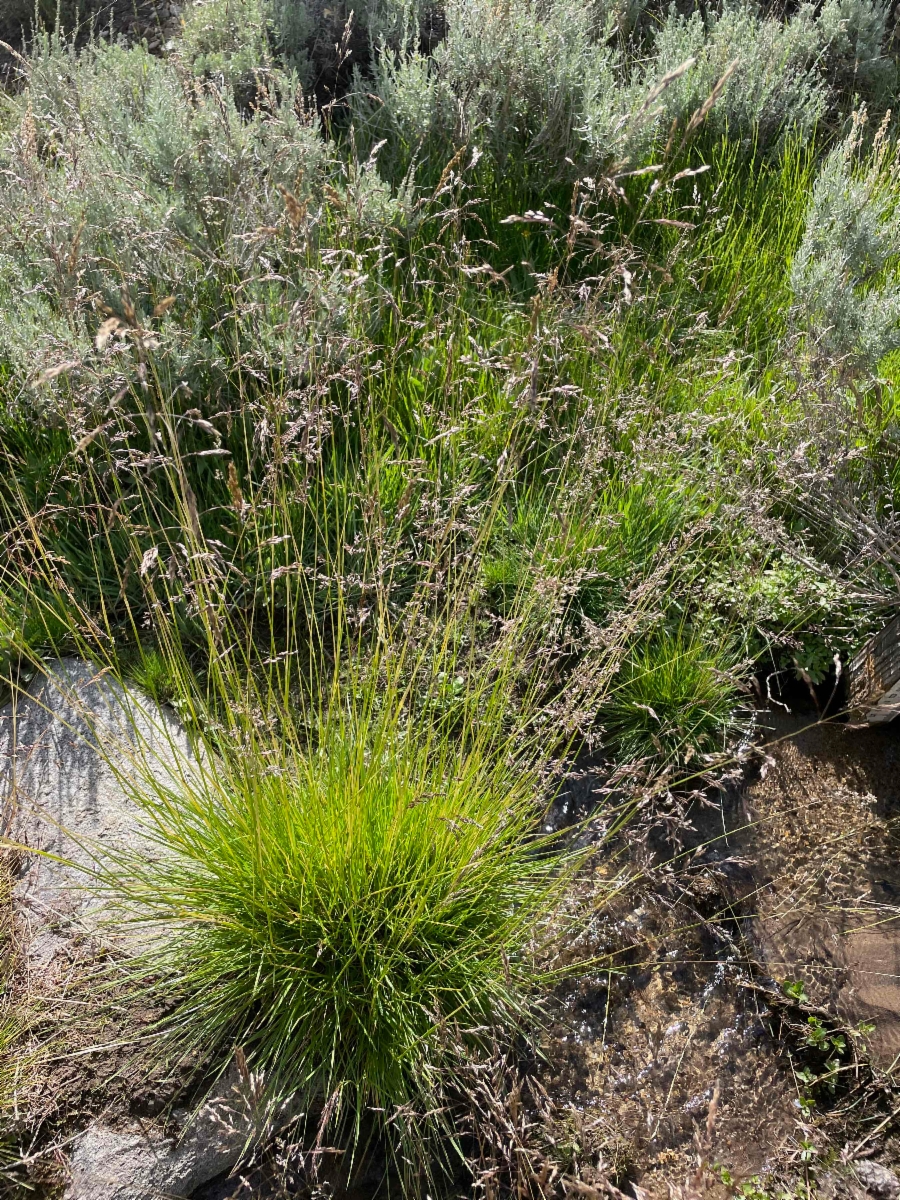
left=526, top=708, right=900, bottom=1197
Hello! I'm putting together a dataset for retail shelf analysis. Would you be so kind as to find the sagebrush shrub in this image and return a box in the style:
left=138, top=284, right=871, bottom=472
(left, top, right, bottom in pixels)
left=816, top=0, right=895, bottom=105
left=179, top=0, right=276, bottom=91
left=790, top=114, right=900, bottom=373
left=353, top=0, right=636, bottom=177
left=646, top=2, right=827, bottom=148
left=0, top=35, right=420, bottom=405
left=354, top=0, right=898, bottom=187
left=645, top=0, right=895, bottom=150
left=248, top=0, right=443, bottom=87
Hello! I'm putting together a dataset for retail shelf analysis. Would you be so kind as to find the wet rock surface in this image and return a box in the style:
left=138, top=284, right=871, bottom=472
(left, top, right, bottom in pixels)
left=854, top=1161, right=900, bottom=1200
left=529, top=713, right=900, bottom=1194
left=541, top=879, right=798, bottom=1187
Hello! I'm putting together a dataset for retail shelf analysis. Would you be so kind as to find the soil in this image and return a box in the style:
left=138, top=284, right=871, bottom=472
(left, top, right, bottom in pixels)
left=1, top=956, right=212, bottom=1196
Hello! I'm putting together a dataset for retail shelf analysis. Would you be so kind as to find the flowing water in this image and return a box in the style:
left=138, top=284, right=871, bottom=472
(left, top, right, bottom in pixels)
left=740, top=714, right=900, bottom=1066
left=534, top=712, right=900, bottom=1193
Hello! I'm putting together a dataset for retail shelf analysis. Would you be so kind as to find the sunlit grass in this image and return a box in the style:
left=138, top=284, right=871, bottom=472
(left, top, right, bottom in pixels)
left=0, top=14, right=895, bottom=1185
left=95, top=636, right=580, bottom=1171
left=601, top=630, right=744, bottom=764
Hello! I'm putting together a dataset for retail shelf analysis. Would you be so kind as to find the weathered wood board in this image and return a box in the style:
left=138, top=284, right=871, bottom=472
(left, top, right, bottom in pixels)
left=849, top=612, right=900, bottom=724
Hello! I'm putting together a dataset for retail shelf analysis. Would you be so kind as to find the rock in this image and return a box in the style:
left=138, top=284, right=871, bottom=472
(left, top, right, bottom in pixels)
left=0, top=657, right=197, bottom=979
left=64, top=1073, right=250, bottom=1200
left=855, top=1161, right=900, bottom=1200
left=1, top=659, right=247, bottom=1198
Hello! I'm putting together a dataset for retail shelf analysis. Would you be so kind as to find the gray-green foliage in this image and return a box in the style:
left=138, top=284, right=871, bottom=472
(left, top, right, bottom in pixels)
left=211, top=0, right=411, bottom=85
left=645, top=0, right=894, bottom=150
left=354, top=0, right=629, bottom=171
left=302, top=0, right=437, bottom=55
left=179, top=0, right=276, bottom=90
left=790, top=115, right=900, bottom=373
left=352, top=0, right=896, bottom=179
left=7, top=0, right=897, bottom=194
left=0, top=36, right=417, bottom=400
left=0, top=38, right=307, bottom=386
left=816, top=0, right=895, bottom=103
left=646, top=3, right=827, bottom=148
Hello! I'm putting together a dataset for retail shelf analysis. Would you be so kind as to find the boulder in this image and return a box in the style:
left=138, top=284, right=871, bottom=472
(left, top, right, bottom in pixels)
left=64, top=1080, right=249, bottom=1200
left=855, top=1161, right=900, bottom=1200
left=1, top=657, right=194, bottom=976
left=0, top=658, right=246, bottom=1199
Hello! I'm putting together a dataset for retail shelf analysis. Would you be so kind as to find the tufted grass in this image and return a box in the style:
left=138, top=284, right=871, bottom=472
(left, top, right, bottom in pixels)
left=96, top=635, right=581, bottom=1175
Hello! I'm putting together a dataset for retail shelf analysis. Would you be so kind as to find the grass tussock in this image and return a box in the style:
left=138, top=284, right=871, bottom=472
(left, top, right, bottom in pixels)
left=97, top=642, right=579, bottom=1160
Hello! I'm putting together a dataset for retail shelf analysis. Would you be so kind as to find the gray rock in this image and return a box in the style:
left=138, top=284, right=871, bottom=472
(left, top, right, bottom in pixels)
left=65, top=1074, right=250, bottom=1200
left=855, top=1161, right=900, bottom=1200
left=1, top=659, right=247, bottom=1198
left=1, top=657, right=197, bottom=978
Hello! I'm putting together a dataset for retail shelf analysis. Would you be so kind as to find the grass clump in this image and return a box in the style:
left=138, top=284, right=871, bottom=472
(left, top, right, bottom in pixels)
left=121, top=646, right=180, bottom=705
left=103, top=642, right=575, bottom=1165
left=601, top=631, right=742, bottom=764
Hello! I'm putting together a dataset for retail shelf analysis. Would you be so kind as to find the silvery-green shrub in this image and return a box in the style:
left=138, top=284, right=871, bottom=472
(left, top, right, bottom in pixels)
left=0, top=37, right=411, bottom=402
left=646, top=3, right=826, bottom=147
left=353, top=0, right=637, bottom=175
left=816, top=0, right=894, bottom=105
left=265, top=0, right=440, bottom=82
left=179, top=0, right=278, bottom=90
left=790, top=116, right=900, bottom=373
left=644, top=0, right=894, bottom=150
left=354, top=0, right=899, bottom=186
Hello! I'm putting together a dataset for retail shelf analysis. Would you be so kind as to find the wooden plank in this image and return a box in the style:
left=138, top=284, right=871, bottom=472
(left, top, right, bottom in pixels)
left=849, top=611, right=900, bottom=723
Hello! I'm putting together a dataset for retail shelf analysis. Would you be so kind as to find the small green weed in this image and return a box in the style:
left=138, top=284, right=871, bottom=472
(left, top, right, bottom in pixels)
left=781, top=980, right=857, bottom=1105
left=782, top=979, right=811, bottom=1004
